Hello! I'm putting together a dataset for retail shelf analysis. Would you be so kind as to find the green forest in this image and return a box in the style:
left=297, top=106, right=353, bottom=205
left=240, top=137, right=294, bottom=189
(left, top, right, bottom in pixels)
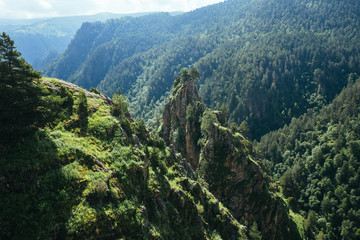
left=1, top=32, right=250, bottom=239
left=1, top=12, right=151, bottom=70
left=2, top=0, right=360, bottom=239
left=1, top=31, right=305, bottom=239
left=257, top=78, right=360, bottom=239
left=43, top=0, right=360, bottom=140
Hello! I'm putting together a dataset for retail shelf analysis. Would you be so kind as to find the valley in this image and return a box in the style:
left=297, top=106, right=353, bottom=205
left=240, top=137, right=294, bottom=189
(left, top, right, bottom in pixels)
left=1, top=0, right=360, bottom=239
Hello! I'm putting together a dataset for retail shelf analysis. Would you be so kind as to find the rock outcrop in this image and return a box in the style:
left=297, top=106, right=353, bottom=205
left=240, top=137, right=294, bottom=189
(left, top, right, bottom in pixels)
left=162, top=68, right=302, bottom=240
left=162, top=69, right=204, bottom=170
left=200, top=124, right=301, bottom=240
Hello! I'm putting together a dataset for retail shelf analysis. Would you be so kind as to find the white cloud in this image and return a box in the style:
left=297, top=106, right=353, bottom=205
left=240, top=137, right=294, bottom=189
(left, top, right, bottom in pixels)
left=37, top=0, right=53, bottom=10
left=0, top=0, right=224, bottom=19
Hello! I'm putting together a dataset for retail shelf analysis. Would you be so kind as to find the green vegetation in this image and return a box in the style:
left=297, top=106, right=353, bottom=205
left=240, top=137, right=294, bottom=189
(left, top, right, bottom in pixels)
left=257, top=78, right=360, bottom=239
left=0, top=32, right=44, bottom=145
left=249, top=222, right=262, bottom=240
left=200, top=109, right=219, bottom=136
left=111, top=88, right=129, bottom=118
left=197, top=106, right=303, bottom=240
left=3, top=0, right=360, bottom=237
left=163, top=70, right=302, bottom=239
left=0, top=37, right=247, bottom=239
left=2, top=13, right=154, bottom=69
left=43, top=0, right=360, bottom=140
left=77, top=91, right=89, bottom=135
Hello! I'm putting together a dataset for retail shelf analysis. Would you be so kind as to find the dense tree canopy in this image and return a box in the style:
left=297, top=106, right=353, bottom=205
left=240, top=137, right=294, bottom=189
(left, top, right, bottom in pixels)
left=257, top=79, right=360, bottom=239
left=43, top=0, right=360, bottom=139
left=0, top=77, right=248, bottom=240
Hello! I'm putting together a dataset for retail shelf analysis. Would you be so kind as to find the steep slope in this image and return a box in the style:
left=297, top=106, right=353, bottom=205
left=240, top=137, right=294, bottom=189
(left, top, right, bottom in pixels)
left=162, top=69, right=304, bottom=240
left=200, top=123, right=302, bottom=240
left=43, top=12, right=180, bottom=88
left=257, top=78, right=360, bottom=239
left=2, top=12, right=154, bottom=69
left=43, top=0, right=360, bottom=139
left=162, top=68, right=204, bottom=169
left=0, top=77, right=248, bottom=240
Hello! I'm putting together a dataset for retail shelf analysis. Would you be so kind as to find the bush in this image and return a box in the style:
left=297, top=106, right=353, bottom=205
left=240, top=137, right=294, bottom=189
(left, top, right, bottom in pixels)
left=201, top=109, right=219, bottom=136
left=77, top=91, right=88, bottom=135
left=111, top=89, right=129, bottom=117
left=87, top=180, right=109, bottom=205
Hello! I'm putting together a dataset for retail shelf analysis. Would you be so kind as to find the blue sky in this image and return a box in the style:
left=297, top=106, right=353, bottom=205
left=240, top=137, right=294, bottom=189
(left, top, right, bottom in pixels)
left=0, top=0, right=224, bottom=19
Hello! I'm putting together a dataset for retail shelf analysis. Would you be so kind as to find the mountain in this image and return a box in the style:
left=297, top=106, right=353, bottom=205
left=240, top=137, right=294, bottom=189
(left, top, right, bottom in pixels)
left=256, top=77, right=360, bottom=239
left=0, top=69, right=247, bottom=239
left=43, top=0, right=360, bottom=140
left=1, top=32, right=303, bottom=239
left=0, top=12, right=163, bottom=70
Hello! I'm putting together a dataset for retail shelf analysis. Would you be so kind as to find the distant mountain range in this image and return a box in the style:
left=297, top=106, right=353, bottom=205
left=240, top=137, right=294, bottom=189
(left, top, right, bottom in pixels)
left=0, top=12, right=182, bottom=69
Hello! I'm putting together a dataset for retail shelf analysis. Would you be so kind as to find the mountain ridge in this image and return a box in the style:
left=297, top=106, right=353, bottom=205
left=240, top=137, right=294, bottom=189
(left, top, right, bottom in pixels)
left=0, top=75, right=249, bottom=239
left=43, top=0, right=360, bottom=139
left=1, top=12, right=166, bottom=69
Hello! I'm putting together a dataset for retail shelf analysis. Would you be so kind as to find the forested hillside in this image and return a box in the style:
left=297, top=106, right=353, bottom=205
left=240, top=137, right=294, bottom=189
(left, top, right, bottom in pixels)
left=1, top=12, right=153, bottom=70
left=1, top=78, right=250, bottom=240
left=1, top=32, right=307, bottom=239
left=43, top=0, right=360, bottom=139
left=0, top=33, right=249, bottom=239
left=257, top=78, right=360, bottom=239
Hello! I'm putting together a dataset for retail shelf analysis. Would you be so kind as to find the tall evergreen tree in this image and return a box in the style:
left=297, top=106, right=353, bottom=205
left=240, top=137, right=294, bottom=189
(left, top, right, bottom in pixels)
left=0, top=32, right=43, bottom=145
left=77, top=91, right=88, bottom=135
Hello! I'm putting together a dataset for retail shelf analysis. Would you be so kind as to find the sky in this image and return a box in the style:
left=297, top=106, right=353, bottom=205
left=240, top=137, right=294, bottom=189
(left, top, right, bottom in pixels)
left=0, top=0, right=224, bottom=19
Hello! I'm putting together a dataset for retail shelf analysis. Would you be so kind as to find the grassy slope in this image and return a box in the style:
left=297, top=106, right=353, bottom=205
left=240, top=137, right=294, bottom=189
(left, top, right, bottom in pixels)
left=0, top=78, right=247, bottom=240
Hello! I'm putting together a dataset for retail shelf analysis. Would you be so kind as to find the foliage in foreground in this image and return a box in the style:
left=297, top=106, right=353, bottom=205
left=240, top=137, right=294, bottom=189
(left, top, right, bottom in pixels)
left=0, top=76, right=249, bottom=239
left=0, top=34, right=248, bottom=239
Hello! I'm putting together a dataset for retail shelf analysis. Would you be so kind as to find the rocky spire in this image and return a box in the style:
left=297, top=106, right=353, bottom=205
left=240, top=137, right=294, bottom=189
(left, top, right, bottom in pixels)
left=162, top=68, right=302, bottom=240
left=162, top=68, right=204, bottom=170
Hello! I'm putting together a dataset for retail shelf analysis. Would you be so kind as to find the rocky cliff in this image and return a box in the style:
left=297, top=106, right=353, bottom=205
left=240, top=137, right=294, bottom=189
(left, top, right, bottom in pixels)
left=162, top=68, right=204, bottom=170
left=162, top=68, right=303, bottom=239
left=199, top=124, right=302, bottom=240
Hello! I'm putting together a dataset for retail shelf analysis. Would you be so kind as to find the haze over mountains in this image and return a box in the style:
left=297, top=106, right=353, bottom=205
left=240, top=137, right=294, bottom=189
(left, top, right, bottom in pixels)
left=0, top=12, right=176, bottom=69
left=0, top=29, right=302, bottom=239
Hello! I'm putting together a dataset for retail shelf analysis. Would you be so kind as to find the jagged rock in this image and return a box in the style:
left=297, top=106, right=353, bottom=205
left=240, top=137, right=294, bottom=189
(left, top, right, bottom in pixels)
left=162, top=76, right=204, bottom=169
left=2, top=75, right=248, bottom=240
left=162, top=69, right=302, bottom=240
left=200, top=125, right=301, bottom=240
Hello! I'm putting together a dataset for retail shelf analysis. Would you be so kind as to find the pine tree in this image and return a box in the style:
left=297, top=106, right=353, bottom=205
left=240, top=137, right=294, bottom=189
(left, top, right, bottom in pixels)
left=77, top=91, right=88, bottom=135
left=111, top=88, right=129, bottom=118
left=189, top=67, right=200, bottom=80
left=0, top=32, right=43, bottom=145
left=249, top=221, right=262, bottom=240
